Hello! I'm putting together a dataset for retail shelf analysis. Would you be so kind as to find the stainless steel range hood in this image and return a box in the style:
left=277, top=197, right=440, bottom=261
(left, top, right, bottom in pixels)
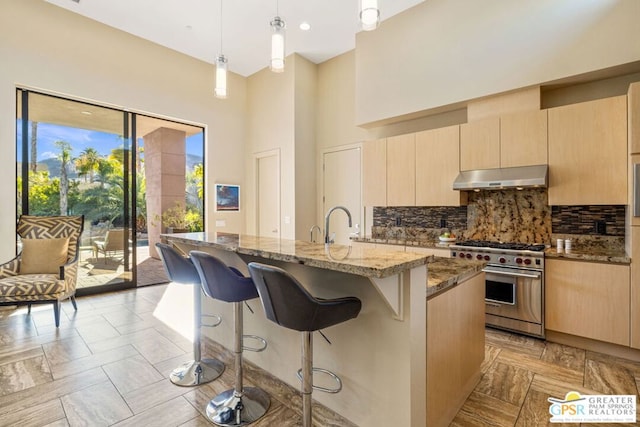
left=453, top=164, right=548, bottom=191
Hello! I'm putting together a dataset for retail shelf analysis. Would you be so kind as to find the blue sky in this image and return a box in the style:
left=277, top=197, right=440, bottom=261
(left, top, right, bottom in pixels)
left=16, top=121, right=203, bottom=162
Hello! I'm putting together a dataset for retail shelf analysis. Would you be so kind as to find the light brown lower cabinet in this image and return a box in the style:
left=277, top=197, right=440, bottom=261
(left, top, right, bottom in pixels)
left=427, top=272, right=484, bottom=427
left=546, top=259, right=630, bottom=347
left=631, top=227, right=640, bottom=349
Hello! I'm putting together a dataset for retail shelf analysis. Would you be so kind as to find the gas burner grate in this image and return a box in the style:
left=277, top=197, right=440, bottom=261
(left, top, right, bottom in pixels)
left=456, top=240, right=546, bottom=252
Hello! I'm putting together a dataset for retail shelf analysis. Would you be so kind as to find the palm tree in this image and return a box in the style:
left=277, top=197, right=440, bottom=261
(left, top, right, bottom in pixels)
left=55, top=140, right=72, bottom=215
left=74, top=147, right=101, bottom=183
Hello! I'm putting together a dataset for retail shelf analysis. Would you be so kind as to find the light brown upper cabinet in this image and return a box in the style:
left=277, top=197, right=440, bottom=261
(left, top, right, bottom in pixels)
left=415, top=125, right=466, bottom=206
left=500, top=110, right=548, bottom=167
left=362, top=138, right=387, bottom=207
left=460, top=117, right=500, bottom=171
left=548, top=95, right=627, bottom=205
left=387, top=133, right=416, bottom=206
left=461, top=111, right=548, bottom=171
left=629, top=82, right=640, bottom=155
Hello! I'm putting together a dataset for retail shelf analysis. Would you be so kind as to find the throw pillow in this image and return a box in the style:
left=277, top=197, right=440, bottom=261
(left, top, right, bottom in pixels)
left=20, top=237, right=70, bottom=275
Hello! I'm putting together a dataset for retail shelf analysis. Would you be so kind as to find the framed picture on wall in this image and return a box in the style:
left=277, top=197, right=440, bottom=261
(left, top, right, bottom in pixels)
left=215, top=184, right=240, bottom=211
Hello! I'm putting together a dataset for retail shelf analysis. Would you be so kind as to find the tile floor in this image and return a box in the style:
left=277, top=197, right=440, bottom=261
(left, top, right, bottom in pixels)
left=76, top=245, right=169, bottom=289
left=1, top=283, right=639, bottom=426
left=451, top=329, right=640, bottom=427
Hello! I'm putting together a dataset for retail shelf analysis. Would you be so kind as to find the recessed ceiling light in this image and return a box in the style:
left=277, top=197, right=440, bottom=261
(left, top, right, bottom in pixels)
left=80, top=111, right=92, bottom=115
left=299, top=21, right=311, bottom=31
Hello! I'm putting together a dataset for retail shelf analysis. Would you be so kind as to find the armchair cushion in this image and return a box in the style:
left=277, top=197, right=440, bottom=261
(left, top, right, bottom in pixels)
left=0, top=274, right=65, bottom=299
left=20, top=237, right=69, bottom=275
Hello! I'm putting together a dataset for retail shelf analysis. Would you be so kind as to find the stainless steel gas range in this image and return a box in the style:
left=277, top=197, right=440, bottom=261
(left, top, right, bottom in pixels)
left=450, top=240, right=545, bottom=338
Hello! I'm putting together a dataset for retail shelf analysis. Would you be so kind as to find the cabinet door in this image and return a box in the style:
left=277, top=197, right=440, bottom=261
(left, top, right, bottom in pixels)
left=629, top=82, right=640, bottom=155
left=545, top=259, right=630, bottom=346
left=500, top=110, right=548, bottom=167
left=387, top=133, right=416, bottom=206
left=548, top=96, right=627, bottom=205
left=362, top=138, right=387, bottom=207
left=427, top=273, right=484, bottom=427
left=460, top=117, right=500, bottom=171
left=415, top=125, right=466, bottom=206
left=631, top=227, right=640, bottom=349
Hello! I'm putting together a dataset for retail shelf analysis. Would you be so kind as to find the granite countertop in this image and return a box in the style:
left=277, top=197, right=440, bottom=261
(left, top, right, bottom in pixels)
left=351, top=236, right=452, bottom=250
left=545, top=247, right=630, bottom=264
left=426, top=257, right=486, bottom=299
left=163, top=232, right=430, bottom=279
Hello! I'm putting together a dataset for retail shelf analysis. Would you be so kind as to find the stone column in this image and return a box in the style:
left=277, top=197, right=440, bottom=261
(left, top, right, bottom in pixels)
left=144, top=127, right=186, bottom=258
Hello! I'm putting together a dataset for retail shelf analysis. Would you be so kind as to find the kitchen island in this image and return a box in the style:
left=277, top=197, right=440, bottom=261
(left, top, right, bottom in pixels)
left=163, top=232, right=484, bottom=427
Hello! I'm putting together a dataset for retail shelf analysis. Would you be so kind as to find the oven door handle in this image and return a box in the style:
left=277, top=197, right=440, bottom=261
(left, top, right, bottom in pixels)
left=482, top=266, right=541, bottom=279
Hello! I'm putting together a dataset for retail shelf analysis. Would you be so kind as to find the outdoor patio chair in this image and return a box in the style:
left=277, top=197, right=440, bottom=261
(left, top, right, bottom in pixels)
left=92, top=228, right=129, bottom=262
left=0, top=215, right=84, bottom=327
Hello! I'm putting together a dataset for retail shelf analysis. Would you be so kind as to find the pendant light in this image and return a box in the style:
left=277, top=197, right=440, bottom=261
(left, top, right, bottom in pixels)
left=215, top=55, right=228, bottom=99
left=360, top=0, right=380, bottom=31
left=270, top=1, right=285, bottom=73
left=214, top=0, right=228, bottom=98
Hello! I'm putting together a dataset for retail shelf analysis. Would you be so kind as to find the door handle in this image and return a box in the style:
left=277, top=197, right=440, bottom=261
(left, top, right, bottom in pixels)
left=272, top=229, right=278, bottom=233
left=482, top=267, right=541, bottom=279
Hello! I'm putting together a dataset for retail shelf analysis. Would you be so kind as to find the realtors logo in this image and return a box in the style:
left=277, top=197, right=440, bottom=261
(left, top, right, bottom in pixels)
left=548, top=391, right=636, bottom=423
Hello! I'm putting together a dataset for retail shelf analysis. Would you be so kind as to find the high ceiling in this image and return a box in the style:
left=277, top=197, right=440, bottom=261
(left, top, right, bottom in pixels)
left=45, top=0, right=424, bottom=77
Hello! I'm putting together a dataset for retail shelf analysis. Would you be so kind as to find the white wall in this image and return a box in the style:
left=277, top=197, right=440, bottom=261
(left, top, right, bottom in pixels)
left=245, top=54, right=319, bottom=240
left=293, top=55, right=318, bottom=239
left=246, top=57, right=295, bottom=238
left=0, top=0, right=247, bottom=260
left=356, top=0, right=640, bottom=125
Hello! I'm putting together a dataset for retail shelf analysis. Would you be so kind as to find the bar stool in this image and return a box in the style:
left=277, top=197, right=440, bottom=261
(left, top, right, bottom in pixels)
left=190, top=251, right=270, bottom=426
left=247, top=262, right=361, bottom=427
left=155, top=243, right=225, bottom=386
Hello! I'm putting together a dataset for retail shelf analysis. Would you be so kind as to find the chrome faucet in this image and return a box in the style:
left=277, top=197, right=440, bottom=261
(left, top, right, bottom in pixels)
left=309, top=225, right=321, bottom=243
left=324, top=206, right=352, bottom=245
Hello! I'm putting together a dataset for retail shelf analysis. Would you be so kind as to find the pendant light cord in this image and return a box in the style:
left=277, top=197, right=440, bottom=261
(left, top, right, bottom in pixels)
left=219, top=0, right=223, bottom=53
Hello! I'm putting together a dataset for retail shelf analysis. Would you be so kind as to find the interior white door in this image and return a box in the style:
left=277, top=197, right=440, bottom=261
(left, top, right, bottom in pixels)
left=323, top=147, right=362, bottom=245
left=256, top=151, right=280, bottom=238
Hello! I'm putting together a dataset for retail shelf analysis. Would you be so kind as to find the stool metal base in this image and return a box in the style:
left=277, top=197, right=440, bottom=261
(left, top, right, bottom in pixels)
left=206, top=387, right=270, bottom=426
left=170, top=358, right=225, bottom=386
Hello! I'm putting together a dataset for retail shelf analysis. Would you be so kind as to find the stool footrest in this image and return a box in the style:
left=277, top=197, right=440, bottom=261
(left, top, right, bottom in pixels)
left=202, top=314, right=222, bottom=328
left=296, top=367, right=343, bottom=394
left=242, top=334, right=267, bottom=352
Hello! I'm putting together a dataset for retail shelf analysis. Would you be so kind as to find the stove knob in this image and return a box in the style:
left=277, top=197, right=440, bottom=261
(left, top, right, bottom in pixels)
left=476, top=254, right=483, bottom=260
left=516, top=257, right=523, bottom=264
left=466, top=253, right=472, bottom=259
left=484, top=255, right=490, bottom=261
left=459, top=252, right=465, bottom=258
left=499, top=257, right=506, bottom=264
left=524, top=258, right=532, bottom=265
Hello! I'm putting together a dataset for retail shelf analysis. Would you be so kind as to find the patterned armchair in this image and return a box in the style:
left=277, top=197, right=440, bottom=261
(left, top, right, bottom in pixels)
left=0, top=215, right=84, bottom=327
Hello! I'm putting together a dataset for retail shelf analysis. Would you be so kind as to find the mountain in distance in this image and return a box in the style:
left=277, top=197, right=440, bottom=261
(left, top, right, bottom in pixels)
left=31, top=154, right=203, bottom=180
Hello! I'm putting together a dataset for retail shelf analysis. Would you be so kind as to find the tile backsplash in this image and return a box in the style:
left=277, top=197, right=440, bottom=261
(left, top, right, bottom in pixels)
left=551, top=205, right=625, bottom=236
left=373, top=206, right=467, bottom=229
left=372, top=189, right=626, bottom=245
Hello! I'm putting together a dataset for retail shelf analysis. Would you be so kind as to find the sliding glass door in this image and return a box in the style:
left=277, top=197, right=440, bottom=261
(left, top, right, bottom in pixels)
left=16, top=89, right=205, bottom=295
left=17, top=90, right=134, bottom=295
